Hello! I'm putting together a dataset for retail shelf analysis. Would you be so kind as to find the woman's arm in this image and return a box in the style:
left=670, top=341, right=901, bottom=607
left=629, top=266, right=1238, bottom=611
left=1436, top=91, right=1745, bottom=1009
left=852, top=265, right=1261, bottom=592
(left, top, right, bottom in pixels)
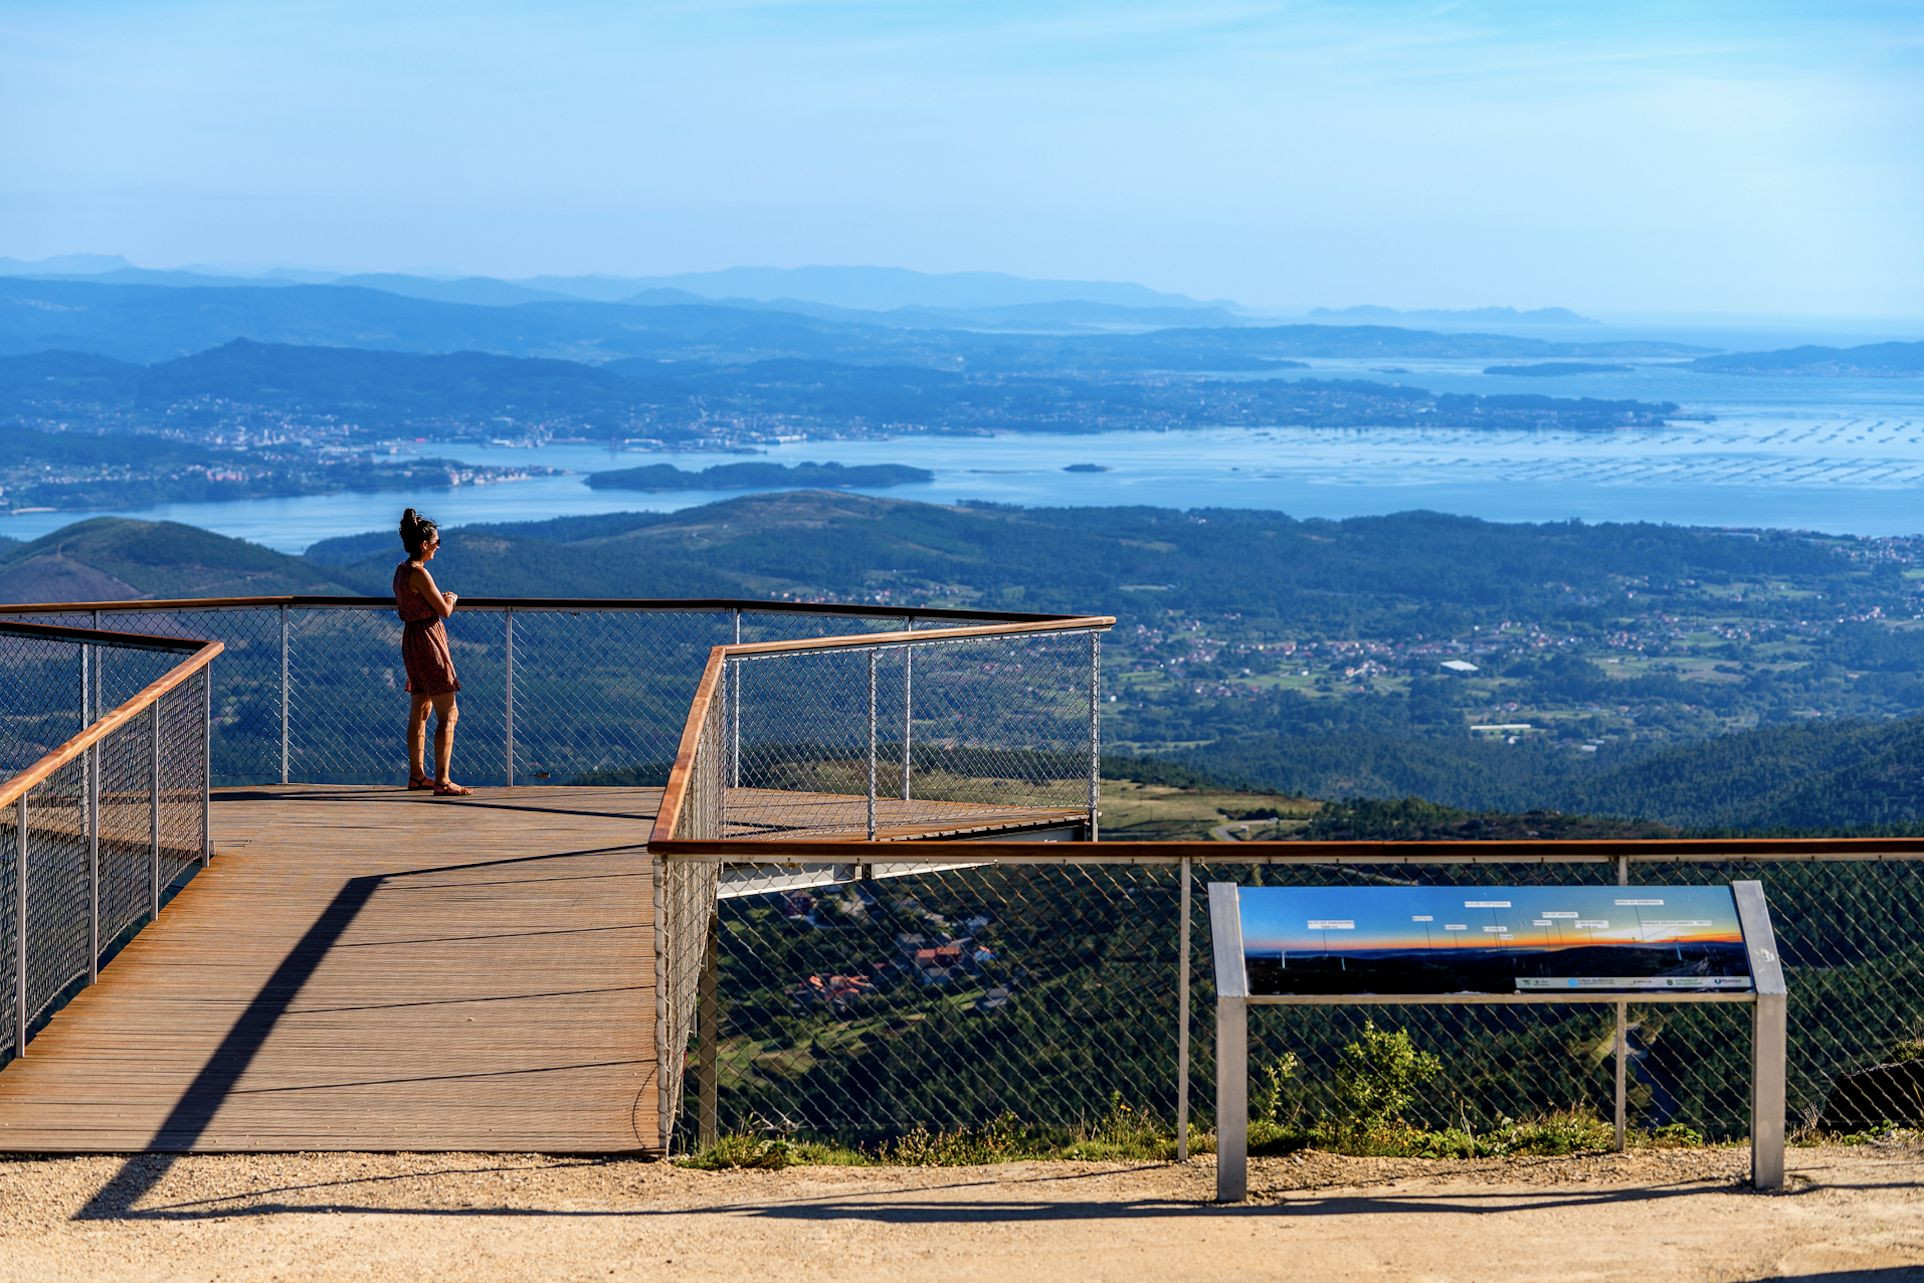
left=409, top=565, right=458, bottom=618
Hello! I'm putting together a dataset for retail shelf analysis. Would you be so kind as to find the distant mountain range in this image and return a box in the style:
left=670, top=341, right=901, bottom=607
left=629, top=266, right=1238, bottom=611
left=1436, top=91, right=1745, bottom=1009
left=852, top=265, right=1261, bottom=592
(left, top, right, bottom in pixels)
left=0, top=275, right=1709, bottom=367
left=0, top=256, right=1242, bottom=335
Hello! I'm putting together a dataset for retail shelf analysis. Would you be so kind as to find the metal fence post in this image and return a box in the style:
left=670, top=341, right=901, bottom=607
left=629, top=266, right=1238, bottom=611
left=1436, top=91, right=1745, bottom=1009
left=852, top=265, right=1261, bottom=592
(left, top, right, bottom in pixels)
left=1615, top=853, right=1630, bottom=1152
left=88, top=726, right=100, bottom=982
left=504, top=609, right=516, bottom=788
left=1177, top=854, right=1192, bottom=1160
left=200, top=668, right=212, bottom=867
left=730, top=611, right=741, bottom=789
left=900, top=618, right=913, bottom=801
left=149, top=704, right=161, bottom=922
left=866, top=649, right=879, bottom=842
left=279, top=604, right=290, bottom=785
left=83, top=640, right=99, bottom=978
left=698, top=907, right=721, bottom=1149
left=89, top=610, right=100, bottom=723
left=1088, top=631, right=1102, bottom=840
left=13, top=797, right=26, bottom=1057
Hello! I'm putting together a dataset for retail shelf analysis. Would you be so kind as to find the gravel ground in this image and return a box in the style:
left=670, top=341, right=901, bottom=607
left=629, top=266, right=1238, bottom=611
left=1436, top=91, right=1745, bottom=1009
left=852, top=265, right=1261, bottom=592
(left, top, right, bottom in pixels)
left=3, top=1144, right=1922, bottom=1282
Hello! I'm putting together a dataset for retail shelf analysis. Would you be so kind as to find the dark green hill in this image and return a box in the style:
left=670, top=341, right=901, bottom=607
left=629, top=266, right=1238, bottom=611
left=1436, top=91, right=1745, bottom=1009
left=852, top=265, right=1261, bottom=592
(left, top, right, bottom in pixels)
left=1571, top=716, right=1924, bottom=832
left=0, top=519, right=348, bottom=604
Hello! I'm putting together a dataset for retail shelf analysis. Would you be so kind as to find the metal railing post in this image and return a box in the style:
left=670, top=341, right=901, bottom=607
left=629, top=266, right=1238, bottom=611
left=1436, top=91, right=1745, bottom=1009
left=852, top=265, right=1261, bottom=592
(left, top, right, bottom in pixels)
left=279, top=604, right=290, bottom=785
left=698, top=907, right=720, bottom=1149
left=200, top=668, right=212, bottom=867
left=1177, top=854, right=1192, bottom=1160
left=82, top=640, right=99, bottom=979
left=900, top=618, right=913, bottom=801
left=866, top=649, right=879, bottom=842
left=1615, top=852, right=1630, bottom=1152
left=89, top=610, right=100, bottom=723
left=730, top=611, right=741, bottom=789
left=13, top=796, right=26, bottom=1057
left=88, top=727, right=100, bottom=982
left=149, top=704, right=161, bottom=922
left=1088, top=631, right=1102, bottom=840
left=503, top=609, right=516, bottom=788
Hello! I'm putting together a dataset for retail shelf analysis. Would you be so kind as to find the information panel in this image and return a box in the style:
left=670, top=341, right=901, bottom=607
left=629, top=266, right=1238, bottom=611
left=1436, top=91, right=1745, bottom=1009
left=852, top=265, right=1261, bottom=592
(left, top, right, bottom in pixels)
left=1238, top=885, right=1752, bottom=996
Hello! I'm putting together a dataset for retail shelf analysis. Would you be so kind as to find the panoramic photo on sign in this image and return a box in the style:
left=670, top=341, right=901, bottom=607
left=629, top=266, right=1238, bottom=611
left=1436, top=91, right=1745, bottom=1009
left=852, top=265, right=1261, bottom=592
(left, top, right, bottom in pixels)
left=1237, top=886, right=1753, bottom=997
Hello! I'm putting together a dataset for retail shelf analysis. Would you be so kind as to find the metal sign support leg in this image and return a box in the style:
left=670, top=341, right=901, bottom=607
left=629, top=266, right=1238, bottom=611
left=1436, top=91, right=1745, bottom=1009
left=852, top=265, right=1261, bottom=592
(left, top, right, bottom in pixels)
left=1215, top=995, right=1247, bottom=1202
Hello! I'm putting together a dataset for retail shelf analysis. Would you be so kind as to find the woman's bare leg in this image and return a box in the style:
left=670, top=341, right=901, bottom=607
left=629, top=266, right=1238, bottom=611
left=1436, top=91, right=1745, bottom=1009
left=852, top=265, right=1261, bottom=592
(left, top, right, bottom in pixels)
left=431, top=692, right=467, bottom=793
left=407, top=694, right=433, bottom=783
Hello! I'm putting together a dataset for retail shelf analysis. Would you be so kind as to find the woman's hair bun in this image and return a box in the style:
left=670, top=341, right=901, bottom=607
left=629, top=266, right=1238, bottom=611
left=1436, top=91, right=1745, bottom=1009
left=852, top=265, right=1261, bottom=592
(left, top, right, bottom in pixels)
left=399, top=507, right=437, bottom=555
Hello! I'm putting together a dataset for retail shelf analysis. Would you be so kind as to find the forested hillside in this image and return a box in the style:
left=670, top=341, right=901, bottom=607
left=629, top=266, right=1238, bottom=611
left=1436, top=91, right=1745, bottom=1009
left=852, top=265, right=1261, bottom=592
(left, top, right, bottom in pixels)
left=9, top=496, right=1924, bottom=831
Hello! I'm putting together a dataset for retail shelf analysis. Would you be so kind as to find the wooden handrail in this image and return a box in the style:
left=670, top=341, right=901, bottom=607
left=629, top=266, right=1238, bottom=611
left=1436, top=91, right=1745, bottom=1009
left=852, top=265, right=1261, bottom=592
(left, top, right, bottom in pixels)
left=647, top=616, right=1114, bottom=848
left=0, top=595, right=1086, bottom=624
left=651, top=833, right=1924, bottom=862
left=726, top=616, right=1116, bottom=657
left=0, top=640, right=222, bottom=810
left=652, top=647, right=728, bottom=845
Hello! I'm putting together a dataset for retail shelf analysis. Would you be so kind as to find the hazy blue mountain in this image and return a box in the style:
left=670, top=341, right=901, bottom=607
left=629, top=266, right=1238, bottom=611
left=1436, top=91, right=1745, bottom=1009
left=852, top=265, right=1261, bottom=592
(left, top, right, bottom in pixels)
left=0, top=253, right=137, bottom=276
left=1310, top=304, right=1601, bottom=327
left=0, top=277, right=880, bottom=364
left=1690, top=340, right=1924, bottom=377
left=131, top=338, right=664, bottom=429
left=623, top=265, right=1234, bottom=312
left=333, top=273, right=576, bottom=307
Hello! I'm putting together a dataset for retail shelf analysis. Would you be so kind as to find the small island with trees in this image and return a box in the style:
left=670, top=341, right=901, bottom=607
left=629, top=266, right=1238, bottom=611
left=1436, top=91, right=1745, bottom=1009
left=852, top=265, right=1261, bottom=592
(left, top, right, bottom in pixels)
left=584, top=461, right=934, bottom=492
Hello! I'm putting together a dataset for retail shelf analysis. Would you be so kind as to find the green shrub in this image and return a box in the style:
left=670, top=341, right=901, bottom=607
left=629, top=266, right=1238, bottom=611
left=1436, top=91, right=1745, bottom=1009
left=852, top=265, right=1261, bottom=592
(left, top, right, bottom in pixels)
left=1335, top=1020, right=1442, bottom=1136
left=680, top=1131, right=795, bottom=1170
left=883, top=1113, right=1028, bottom=1165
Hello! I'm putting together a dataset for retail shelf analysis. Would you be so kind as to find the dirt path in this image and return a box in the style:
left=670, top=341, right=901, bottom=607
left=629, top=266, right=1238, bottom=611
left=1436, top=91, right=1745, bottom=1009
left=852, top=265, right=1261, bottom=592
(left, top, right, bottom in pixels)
left=3, top=1144, right=1922, bottom=1282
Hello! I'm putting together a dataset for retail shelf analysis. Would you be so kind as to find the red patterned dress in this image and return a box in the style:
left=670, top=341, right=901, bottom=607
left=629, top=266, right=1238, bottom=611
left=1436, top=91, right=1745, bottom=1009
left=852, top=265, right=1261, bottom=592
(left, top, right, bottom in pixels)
left=393, top=562, right=461, bottom=696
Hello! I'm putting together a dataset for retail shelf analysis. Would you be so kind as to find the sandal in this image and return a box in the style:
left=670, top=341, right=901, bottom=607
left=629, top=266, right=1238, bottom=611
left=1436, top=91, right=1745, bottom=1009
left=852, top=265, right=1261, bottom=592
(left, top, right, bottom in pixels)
left=407, top=774, right=438, bottom=791
left=433, top=781, right=474, bottom=797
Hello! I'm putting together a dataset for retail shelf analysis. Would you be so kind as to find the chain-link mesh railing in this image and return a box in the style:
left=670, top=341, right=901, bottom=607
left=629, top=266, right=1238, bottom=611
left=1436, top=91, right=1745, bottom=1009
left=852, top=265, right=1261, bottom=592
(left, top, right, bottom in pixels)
left=661, top=850, right=1924, bottom=1153
left=0, top=620, right=215, bottom=1065
left=728, top=627, right=1100, bottom=841
left=1, top=601, right=1065, bottom=791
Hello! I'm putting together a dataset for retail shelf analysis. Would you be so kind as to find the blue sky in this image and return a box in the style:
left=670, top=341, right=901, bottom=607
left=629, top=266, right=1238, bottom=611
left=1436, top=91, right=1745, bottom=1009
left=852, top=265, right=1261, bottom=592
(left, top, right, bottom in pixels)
left=3, top=1, right=1920, bottom=316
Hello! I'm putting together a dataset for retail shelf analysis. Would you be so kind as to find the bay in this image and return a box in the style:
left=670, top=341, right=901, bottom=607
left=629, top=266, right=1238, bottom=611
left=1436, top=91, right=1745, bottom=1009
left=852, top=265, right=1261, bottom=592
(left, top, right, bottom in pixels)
left=2, top=358, right=1922, bottom=553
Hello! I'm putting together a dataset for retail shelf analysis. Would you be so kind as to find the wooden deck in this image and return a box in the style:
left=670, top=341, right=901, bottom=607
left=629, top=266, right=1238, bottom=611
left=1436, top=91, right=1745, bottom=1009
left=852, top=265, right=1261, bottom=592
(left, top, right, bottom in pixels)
left=0, top=785, right=662, bottom=1154
left=0, top=783, right=1080, bottom=1155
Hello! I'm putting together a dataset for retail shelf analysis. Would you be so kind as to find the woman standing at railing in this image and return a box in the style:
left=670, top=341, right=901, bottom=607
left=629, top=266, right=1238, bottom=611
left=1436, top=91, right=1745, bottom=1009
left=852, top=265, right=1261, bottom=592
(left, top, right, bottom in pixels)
left=395, top=509, right=472, bottom=796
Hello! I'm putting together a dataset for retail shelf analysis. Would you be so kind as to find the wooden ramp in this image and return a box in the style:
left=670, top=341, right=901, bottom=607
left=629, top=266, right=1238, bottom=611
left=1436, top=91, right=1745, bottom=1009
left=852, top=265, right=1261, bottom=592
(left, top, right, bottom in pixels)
left=0, top=784, right=1079, bottom=1155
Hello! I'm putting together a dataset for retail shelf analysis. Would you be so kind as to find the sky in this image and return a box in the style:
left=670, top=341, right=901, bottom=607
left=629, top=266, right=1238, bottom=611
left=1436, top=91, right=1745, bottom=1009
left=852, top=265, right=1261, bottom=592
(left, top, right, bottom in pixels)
left=3, top=1, right=1921, bottom=317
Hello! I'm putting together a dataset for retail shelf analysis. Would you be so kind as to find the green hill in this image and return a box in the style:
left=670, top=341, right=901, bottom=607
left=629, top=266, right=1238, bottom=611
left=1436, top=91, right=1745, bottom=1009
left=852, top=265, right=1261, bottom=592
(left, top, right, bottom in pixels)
left=0, top=519, right=349, bottom=604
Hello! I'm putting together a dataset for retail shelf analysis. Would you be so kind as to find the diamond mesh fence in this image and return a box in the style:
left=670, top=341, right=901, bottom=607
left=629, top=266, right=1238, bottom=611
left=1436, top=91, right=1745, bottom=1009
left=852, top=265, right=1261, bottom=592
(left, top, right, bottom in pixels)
left=729, top=629, right=1097, bottom=840
left=668, top=851, right=1924, bottom=1153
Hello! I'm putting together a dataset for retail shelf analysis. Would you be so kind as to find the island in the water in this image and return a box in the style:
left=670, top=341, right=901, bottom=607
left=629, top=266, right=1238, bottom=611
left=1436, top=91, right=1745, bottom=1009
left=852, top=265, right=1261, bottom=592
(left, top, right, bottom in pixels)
left=1690, top=341, right=1924, bottom=378
left=1063, top=463, right=1111, bottom=473
left=1485, top=362, right=1632, bottom=377
left=585, top=461, right=934, bottom=492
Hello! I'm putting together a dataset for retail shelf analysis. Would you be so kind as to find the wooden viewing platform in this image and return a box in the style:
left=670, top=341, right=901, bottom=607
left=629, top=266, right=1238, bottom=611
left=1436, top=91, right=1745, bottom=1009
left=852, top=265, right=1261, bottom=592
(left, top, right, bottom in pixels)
left=0, top=784, right=1079, bottom=1155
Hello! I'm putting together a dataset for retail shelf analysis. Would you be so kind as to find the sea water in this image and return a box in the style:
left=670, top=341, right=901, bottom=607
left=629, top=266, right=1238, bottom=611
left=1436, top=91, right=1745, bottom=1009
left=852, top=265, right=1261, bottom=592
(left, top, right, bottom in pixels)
left=4, top=359, right=1922, bottom=553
